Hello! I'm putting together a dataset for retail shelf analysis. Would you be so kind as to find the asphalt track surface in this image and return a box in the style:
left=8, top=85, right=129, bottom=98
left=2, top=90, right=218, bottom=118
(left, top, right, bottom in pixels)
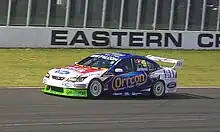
left=0, top=88, right=220, bottom=132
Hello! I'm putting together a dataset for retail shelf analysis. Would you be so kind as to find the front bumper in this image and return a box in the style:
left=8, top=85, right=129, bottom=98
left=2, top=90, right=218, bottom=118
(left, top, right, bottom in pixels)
left=42, top=85, right=87, bottom=97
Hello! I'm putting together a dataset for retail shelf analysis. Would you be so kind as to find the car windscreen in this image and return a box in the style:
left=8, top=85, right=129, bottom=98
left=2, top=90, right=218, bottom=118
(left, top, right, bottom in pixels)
left=77, top=56, right=118, bottom=69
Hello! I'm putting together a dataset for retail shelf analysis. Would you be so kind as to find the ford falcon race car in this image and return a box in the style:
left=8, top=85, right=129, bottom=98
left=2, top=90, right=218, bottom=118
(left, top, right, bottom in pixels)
left=42, top=52, right=184, bottom=98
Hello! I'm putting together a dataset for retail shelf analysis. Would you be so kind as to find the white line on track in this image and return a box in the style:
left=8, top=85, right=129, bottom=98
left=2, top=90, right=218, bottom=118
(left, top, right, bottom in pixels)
left=0, top=118, right=207, bottom=127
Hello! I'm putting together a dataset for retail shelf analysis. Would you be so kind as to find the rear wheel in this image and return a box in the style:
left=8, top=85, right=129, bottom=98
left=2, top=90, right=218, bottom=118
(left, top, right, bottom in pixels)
left=87, top=79, right=103, bottom=99
left=150, top=81, right=166, bottom=98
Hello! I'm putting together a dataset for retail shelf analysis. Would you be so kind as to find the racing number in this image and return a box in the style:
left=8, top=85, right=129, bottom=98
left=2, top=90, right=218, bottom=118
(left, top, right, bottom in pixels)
left=163, top=69, right=176, bottom=78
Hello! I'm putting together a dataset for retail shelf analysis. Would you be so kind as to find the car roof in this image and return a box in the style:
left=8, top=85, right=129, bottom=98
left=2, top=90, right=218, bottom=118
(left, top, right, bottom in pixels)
left=92, top=52, right=161, bottom=68
left=93, top=52, right=136, bottom=59
left=93, top=52, right=155, bottom=61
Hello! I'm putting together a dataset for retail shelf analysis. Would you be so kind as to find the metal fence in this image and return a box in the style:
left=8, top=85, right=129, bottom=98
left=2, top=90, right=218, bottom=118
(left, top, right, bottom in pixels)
left=0, top=0, right=220, bottom=31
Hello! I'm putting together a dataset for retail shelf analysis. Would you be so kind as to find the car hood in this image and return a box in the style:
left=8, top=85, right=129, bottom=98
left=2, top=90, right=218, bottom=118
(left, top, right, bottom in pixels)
left=48, top=64, right=108, bottom=78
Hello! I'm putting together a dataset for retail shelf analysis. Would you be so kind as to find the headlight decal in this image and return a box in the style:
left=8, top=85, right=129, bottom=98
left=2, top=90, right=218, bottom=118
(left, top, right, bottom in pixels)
left=66, top=76, right=87, bottom=82
left=77, top=77, right=87, bottom=82
left=67, top=77, right=78, bottom=82
left=45, top=73, right=50, bottom=78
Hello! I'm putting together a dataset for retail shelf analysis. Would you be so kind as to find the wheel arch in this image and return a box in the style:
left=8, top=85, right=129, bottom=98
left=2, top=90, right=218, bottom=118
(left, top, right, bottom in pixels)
left=88, top=78, right=104, bottom=87
left=157, top=79, right=166, bottom=85
left=150, top=79, right=166, bottom=98
left=87, top=78, right=104, bottom=99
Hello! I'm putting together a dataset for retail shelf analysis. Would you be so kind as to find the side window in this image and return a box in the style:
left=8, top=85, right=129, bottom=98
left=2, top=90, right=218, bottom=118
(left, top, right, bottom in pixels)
left=114, top=58, right=133, bottom=73
left=133, top=58, right=148, bottom=71
left=133, top=58, right=156, bottom=72
left=147, top=61, right=156, bottom=72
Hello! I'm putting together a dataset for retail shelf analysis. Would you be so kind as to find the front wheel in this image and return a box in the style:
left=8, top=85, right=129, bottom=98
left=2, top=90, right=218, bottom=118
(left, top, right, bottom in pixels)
left=87, top=79, right=103, bottom=99
left=150, top=81, right=166, bottom=98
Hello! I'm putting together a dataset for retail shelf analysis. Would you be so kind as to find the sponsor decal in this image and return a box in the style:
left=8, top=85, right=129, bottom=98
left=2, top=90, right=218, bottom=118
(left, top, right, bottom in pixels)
left=105, top=52, right=125, bottom=57
left=91, top=54, right=119, bottom=61
left=75, top=91, right=87, bottom=96
left=73, top=84, right=86, bottom=88
left=176, top=61, right=183, bottom=67
left=65, top=89, right=74, bottom=95
left=113, top=93, right=123, bottom=96
left=65, top=64, right=105, bottom=74
left=167, top=82, right=176, bottom=88
left=65, top=89, right=86, bottom=96
left=63, top=82, right=73, bottom=87
left=124, top=92, right=130, bottom=96
left=111, top=72, right=148, bottom=91
left=55, top=69, right=70, bottom=74
left=131, top=92, right=142, bottom=96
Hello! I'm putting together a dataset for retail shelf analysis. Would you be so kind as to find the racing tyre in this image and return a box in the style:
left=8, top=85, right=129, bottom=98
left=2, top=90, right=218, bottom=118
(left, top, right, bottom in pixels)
left=87, top=79, right=103, bottom=99
left=150, top=81, right=166, bottom=98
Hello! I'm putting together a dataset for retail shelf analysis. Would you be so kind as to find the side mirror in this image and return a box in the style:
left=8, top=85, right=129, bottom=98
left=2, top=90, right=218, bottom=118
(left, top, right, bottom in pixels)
left=115, top=68, right=123, bottom=73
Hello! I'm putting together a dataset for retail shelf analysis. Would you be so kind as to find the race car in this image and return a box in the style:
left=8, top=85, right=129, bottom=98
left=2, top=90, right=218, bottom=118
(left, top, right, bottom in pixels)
left=42, top=52, right=184, bottom=98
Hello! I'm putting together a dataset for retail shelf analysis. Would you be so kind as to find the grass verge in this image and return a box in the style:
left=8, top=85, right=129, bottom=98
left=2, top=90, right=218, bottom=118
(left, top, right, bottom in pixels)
left=0, top=48, right=219, bottom=87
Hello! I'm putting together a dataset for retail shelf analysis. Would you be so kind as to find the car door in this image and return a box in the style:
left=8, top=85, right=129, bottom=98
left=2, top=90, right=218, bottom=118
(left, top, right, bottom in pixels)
left=131, top=56, right=155, bottom=91
left=107, top=57, right=149, bottom=95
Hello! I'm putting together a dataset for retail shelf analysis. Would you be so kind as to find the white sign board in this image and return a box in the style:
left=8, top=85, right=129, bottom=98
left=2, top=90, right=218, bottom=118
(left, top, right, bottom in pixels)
left=0, top=27, right=219, bottom=49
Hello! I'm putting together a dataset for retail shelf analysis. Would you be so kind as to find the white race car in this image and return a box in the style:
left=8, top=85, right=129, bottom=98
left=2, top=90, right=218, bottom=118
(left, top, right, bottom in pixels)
left=42, top=52, right=184, bottom=98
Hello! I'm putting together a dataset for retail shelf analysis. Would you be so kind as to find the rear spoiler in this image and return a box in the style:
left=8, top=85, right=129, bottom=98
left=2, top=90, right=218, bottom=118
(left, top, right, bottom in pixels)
left=146, top=55, right=184, bottom=69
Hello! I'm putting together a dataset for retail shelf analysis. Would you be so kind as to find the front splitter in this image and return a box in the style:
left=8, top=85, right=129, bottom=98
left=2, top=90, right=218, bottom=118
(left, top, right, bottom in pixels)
left=42, top=85, right=87, bottom=97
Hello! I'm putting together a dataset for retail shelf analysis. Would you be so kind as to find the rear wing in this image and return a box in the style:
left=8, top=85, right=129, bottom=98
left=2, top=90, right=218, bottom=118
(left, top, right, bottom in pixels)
left=146, top=55, right=184, bottom=69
